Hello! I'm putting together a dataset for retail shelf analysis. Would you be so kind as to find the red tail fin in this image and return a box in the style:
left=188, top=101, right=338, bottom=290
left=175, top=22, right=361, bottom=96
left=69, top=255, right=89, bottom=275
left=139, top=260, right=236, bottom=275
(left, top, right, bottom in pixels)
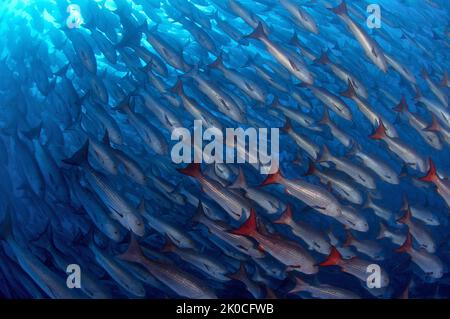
left=319, top=246, right=343, bottom=267
left=425, top=114, right=441, bottom=132
left=177, top=163, right=203, bottom=179
left=340, top=79, right=357, bottom=99
left=315, top=52, right=331, bottom=65
left=396, top=233, right=412, bottom=253
left=245, top=22, right=268, bottom=40
left=343, top=230, right=354, bottom=247
left=393, top=95, right=409, bottom=113
left=369, top=121, right=387, bottom=140
left=329, top=1, right=348, bottom=16
left=397, top=207, right=412, bottom=224
left=261, top=169, right=284, bottom=186
left=419, top=158, right=438, bottom=183
left=116, top=234, right=144, bottom=264
left=304, top=160, right=316, bottom=176
left=231, top=208, right=257, bottom=237
left=273, top=205, right=293, bottom=225
left=281, top=118, right=293, bottom=133
left=319, top=108, right=331, bottom=125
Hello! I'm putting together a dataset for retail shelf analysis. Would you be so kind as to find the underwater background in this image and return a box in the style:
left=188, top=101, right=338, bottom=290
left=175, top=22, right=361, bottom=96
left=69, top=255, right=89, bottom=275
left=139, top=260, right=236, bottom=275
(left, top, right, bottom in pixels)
left=0, top=0, right=449, bottom=299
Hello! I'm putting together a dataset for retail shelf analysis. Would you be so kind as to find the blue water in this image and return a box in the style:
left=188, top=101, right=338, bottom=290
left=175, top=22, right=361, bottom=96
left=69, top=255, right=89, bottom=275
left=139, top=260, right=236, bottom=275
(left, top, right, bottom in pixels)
left=0, top=0, right=449, bottom=299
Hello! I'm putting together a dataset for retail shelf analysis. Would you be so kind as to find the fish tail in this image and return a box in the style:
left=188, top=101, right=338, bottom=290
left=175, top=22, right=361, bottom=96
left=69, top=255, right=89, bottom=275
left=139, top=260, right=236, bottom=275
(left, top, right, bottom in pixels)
left=314, top=51, right=330, bottom=65
left=396, top=206, right=412, bottom=224
left=319, top=108, right=331, bottom=125
left=346, top=141, right=360, bottom=158
left=340, top=80, right=357, bottom=99
left=392, top=95, right=409, bottom=113
left=208, top=52, right=224, bottom=69
left=177, top=163, right=203, bottom=179
left=329, top=1, right=348, bottom=16
left=289, top=277, right=308, bottom=294
left=281, top=118, right=293, bottom=133
left=63, top=140, right=89, bottom=166
left=229, top=167, right=248, bottom=189
left=396, top=233, right=412, bottom=253
left=260, top=168, right=284, bottom=186
left=228, top=262, right=247, bottom=281
left=369, top=121, right=387, bottom=140
left=400, top=194, right=409, bottom=211
left=440, top=71, right=449, bottom=87
left=376, top=222, right=388, bottom=240
left=170, top=77, right=184, bottom=95
left=231, top=208, right=257, bottom=236
left=317, top=145, right=332, bottom=163
left=22, top=122, right=42, bottom=140
left=303, top=160, right=316, bottom=177
left=343, top=230, right=354, bottom=247
left=273, top=205, right=293, bottom=225
left=289, top=32, right=300, bottom=47
left=419, top=158, right=438, bottom=183
left=161, top=236, right=177, bottom=253
left=245, top=22, right=267, bottom=40
left=318, top=246, right=343, bottom=267
left=116, top=233, right=145, bottom=264
left=424, top=114, right=441, bottom=132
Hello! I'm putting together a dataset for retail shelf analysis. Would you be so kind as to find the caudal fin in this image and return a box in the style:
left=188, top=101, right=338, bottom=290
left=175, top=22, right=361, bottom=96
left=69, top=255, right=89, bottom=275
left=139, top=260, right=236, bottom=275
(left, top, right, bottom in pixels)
left=244, top=22, right=268, bottom=40
left=424, top=114, right=441, bottom=132
left=397, top=206, right=412, bottom=224
left=116, top=233, right=145, bottom=264
left=303, top=160, right=317, bottom=177
left=329, top=1, right=348, bottom=16
left=340, top=79, right=357, bottom=99
left=260, top=169, right=284, bottom=186
left=273, top=205, right=293, bottom=225
left=396, top=233, right=412, bottom=253
left=170, top=78, right=184, bottom=96
left=231, top=208, right=257, bottom=236
left=208, top=52, right=224, bottom=69
left=369, top=121, right=388, bottom=140
left=315, top=52, right=331, bottom=65
left=393, top=95, right=409, bottom=113
left=318, top=246, right=343, bottom=267
left=289, top=277, right=308, bottom=294
left=63, top=141, right=89, bottom=166
left=177, top=163, right=203, bottom=179
left=229, top=167, right=248, bottom=190
left=419, top=158, right=438, bottom=183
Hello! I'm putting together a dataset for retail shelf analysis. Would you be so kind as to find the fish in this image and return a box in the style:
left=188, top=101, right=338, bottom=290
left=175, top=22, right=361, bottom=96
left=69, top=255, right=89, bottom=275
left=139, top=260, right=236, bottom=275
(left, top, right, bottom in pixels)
left=231, top=209, right=318, bottom=274
left=290, top=277, right=360, bottom=299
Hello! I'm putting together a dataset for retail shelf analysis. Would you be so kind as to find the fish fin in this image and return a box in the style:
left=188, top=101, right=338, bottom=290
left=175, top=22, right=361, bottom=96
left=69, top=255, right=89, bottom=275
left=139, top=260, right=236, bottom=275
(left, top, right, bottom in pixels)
left=116, top=233, right=144, bottom=264
left=343, top=230, right=354, bottom=247
left=208, top=52, right=224, bottom=69
left=314, top=51, right=331, bottom=65
left=161, top=235, right=176, bottom=253
left=228, top=262, right=247, bottom=281
left=397, top=206, right=412, bottom=224
left=273, top=205, right=293, bottom=225
left=260, top=169, right=284, bottom=186
left=319, top=108, right=331, bottom=125
left=346, top=141, right=361, bottom=158
left=340, top=79, right=357, bottom=98
left=136, top=198, right=146, bottom=215
left=269, top=96, right=281, bottom=109
left=419, top=158, right=438, bottom=183
left=289, top=277, right=308, bottom=294
left=329, top=1, right=348, bottom=16
left=318, top=246, right=343, bottom=266
left=413, top=85, right=423, bottom=101
left=182, top=64, right=199, bottom=79
left=395, top=233, right=412, bottom=253
left=369, top=120, right=387, bottom=140
left=377, top=222, right=388, bottom=240
left=244, top=22, right=267, bottom=40
left=22, top=122, right=43, bottom=140
left=229, top=166, right=248, bottom=189
left=421, top=68, right=429, bottom=79
left=289, top=31, right=300, bottom=47
left=280, top=117, right=293, bottom=134
left=424, top=114, right=441, bottom=132
left=392, top=95, right=409, bottom=113
left=317, top=145, right=332, bottom=163
left=54, top=63, right=70, bottom=77
left=303, top=160, right=316, bottom=177
left=400, top=194, right=409, bottom=211
left=102, top=129, right=111, bottom=146
left=231, top=208, right=257, bottom=236
left=62, top=140, right=89, bottom=166
left=177, top=163, right=203, bottom=179
left=170, top=77, right=184, bottom=95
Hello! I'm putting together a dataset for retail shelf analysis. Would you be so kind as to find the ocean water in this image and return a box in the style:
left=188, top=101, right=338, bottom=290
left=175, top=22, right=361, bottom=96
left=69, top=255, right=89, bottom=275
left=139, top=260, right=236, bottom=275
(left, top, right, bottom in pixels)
left=0, top=0, right=449, bottom=299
